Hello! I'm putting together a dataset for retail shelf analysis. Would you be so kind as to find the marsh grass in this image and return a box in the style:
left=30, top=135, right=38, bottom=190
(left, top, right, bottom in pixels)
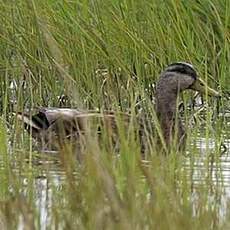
left=0, top=0, right=229, bottom=229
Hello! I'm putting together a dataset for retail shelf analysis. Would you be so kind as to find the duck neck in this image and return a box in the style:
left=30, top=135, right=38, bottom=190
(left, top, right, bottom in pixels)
left=156, top=90, right=184, bottom=147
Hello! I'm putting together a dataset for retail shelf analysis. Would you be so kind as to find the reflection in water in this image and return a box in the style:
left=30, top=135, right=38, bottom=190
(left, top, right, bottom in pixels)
left=33, top=163, right=67, bottom=230
left=35, top=178, right=50, bottom=230
left=183, top=131, right=230, bottom=223
left=188, top=136, right=230, bottom=187
left=13, top=122, right=230, bottom=228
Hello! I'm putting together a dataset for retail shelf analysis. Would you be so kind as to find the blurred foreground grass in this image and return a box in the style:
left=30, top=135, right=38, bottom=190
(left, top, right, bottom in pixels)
left=0, top=0, right=230, bottom=229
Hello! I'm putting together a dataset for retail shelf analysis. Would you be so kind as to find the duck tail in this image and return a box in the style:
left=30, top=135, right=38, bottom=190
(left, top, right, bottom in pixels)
left=16, top=112, right=49, bottom=136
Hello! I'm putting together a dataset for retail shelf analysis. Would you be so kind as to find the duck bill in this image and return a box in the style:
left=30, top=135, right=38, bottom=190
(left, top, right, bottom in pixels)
left=190, top=78, right=220, bottom=97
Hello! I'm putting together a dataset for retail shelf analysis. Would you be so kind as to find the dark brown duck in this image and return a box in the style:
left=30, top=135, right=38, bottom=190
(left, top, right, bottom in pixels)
left=155, top=62, right=219, bottom=150
left=17, top=62, right=220, bottom=152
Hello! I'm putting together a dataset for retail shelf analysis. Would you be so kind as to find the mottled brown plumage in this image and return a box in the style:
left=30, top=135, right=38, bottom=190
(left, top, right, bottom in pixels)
left=17, top=62, right=220, bottom=153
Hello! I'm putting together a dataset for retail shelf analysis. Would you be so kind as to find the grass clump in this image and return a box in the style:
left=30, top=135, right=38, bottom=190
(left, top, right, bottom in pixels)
left=0, top=0, right=229, bottom=229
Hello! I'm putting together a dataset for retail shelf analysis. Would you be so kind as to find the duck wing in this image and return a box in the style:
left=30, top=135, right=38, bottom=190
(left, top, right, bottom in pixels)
left=17, top=108, right=131, bottom=140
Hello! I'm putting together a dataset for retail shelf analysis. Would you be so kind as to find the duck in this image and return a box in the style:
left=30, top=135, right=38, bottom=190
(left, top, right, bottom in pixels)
left=16, top=62, right=220, bottom=153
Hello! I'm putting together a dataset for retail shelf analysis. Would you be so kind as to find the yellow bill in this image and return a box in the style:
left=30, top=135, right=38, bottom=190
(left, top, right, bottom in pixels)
left=190, top=78, right=220, bottom=97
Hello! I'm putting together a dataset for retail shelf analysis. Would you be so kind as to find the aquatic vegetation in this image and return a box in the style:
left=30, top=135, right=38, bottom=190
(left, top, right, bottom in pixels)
left=0, top=0, right=229, bottom=229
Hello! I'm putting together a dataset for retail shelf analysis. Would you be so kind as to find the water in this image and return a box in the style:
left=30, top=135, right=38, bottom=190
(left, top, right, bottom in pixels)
left=184, top=118, right=230, bottom=224
left=29, top=136, right=230, bottom=228
left=4, top=113, right=230, bottom=228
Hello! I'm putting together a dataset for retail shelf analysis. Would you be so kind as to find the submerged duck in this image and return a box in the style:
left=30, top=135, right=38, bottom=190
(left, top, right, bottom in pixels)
left=17, top=62, right=220, bottom=152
